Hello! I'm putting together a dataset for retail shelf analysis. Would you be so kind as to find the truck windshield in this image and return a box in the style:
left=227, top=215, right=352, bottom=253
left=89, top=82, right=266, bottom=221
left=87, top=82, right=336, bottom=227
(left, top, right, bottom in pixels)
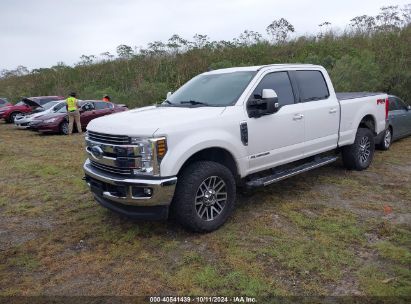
left=167, top=71, right=256, bottom=107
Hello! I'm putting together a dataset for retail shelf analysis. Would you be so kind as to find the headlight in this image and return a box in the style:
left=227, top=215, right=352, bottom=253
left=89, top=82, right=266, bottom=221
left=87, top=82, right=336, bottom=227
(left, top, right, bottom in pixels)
left=129, top=137, right=167, bottom=175
left=44, top=118, right=58, bottom=123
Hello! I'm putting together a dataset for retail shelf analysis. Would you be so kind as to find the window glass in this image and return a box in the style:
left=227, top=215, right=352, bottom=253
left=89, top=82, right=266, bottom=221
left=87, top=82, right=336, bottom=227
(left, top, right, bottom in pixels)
left=53, top=102, right=66, bottom=112
left=395, top=98, right=407, bottom=110
left=57, top=106, right=67, bottom=113
left=39, top=98, right=52, bottom=105
left=295, top=70, right=330, bottom=102
left=41, top=101, right=59, bottom=110
left=168, top=71, right=256, bottom=106
left=388, top=97, right=399, bottom=111
left=94, top=102, right=110, bottom=110
left=251, top=72, right=295, bottom=106
left=0, top=99, right=5, bottom=104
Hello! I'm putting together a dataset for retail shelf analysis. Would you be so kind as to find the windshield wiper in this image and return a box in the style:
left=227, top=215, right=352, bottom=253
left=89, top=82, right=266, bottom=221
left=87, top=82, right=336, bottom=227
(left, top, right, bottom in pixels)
left=163, top=100, right=172, bottom=104
left=179, top=100, right=210, bottom=106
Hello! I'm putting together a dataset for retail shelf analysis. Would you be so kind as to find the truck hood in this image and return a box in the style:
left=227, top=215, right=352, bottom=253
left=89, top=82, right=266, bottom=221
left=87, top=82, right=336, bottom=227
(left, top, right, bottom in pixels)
left=87, top=105, right=226, bottom=136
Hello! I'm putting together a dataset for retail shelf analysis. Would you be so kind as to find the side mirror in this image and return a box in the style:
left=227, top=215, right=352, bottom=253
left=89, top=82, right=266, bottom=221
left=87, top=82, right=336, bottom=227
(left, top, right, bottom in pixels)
left=262, top=89, right=277, bottom=99
left=166, top=92, right=172, bottom=99
left=407, top=105, right=411, bottom=111
left=247, top=89, right=279, bottom=118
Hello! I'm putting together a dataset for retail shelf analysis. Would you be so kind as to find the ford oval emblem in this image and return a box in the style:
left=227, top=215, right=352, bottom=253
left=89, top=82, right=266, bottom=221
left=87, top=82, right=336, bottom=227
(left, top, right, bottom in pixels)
left=91, top=145, right=104, bottom=159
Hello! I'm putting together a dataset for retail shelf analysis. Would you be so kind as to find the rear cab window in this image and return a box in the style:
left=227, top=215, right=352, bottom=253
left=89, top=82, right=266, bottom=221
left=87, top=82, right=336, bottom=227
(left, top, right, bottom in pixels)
left=295, top=70, right=330, bottom=102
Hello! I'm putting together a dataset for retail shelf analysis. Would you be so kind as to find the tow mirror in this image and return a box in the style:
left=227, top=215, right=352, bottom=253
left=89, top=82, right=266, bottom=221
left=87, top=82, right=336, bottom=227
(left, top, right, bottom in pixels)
left=166, top=92, right=172, bottom=99
left=247, top=89, right=280, bottom=118
left=262, top=89, right=277, bottom=99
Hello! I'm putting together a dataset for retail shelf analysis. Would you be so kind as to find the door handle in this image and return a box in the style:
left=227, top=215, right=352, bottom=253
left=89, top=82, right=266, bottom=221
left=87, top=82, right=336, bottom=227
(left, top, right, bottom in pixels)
left=293, top=114, right=304, bottom=120
left=329, top=108, right=337, bottom=114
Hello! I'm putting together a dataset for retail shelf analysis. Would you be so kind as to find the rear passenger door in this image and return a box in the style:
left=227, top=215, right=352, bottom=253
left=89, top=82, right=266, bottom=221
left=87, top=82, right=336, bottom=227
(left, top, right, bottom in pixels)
left=294, top=70, right=340, bottom=156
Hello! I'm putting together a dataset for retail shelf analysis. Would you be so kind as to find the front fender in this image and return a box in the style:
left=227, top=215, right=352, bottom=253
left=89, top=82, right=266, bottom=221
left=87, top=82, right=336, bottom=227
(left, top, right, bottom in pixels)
left=160, top=129, right=248, bottom=177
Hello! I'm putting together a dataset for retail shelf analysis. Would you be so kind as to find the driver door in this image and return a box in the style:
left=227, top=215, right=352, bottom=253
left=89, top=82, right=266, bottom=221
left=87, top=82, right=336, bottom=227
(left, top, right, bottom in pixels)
left=246, top=71, right=305, bottom=174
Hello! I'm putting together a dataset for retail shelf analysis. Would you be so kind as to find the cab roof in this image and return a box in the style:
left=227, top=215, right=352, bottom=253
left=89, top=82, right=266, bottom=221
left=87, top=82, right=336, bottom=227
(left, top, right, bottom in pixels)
left=204, top=64, right=322, bottom=75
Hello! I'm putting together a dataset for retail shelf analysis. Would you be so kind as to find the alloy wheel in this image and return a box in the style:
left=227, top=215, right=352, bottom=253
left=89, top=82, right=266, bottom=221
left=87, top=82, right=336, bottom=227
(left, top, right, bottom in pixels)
left=195, top=176, right=227, bottom=221
left=358, top=136, right=371, bottom=164
left=384, top=129, right=392, bottom=148
left=61, top=122, right=68, bottom=135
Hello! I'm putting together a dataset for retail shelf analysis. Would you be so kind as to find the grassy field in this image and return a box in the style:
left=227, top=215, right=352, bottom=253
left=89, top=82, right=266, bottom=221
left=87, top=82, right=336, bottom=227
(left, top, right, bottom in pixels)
left=0, top=122, right=410, bottom=299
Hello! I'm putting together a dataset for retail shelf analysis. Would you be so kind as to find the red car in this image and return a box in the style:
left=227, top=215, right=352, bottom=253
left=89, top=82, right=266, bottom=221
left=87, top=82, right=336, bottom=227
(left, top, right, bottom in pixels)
left=0, top=96, right=64, bottom=123
left=29, top=100, right=128, bottom=134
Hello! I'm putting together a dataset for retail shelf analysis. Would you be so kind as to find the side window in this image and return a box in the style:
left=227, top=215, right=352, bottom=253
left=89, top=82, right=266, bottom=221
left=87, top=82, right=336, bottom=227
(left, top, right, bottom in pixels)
left=53, top=103, right=65, bottom=112
left=0, top=99, right=5, bottom=105
left=395, top=98, right=407, bottom=110
left=252, top=72, right=295, bottom=106
left=388, top=98, right=399, bottom=111
left=94, top=102, right=110, bottom=110
left=295, top=70, right=330, bottom=102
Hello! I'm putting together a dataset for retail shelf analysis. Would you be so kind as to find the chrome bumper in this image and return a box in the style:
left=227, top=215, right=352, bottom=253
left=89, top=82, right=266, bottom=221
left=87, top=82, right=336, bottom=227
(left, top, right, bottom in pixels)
left=83, top=159, right=177, bottom=207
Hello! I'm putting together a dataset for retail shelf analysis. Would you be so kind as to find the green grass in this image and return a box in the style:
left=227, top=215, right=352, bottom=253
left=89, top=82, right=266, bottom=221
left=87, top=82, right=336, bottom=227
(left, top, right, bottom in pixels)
left=0, top=122, right=410, bottom=297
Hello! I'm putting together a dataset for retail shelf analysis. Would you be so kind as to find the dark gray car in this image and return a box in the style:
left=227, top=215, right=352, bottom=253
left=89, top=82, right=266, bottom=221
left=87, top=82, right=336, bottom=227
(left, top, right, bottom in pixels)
left=376, top=95, right=411, bottom=150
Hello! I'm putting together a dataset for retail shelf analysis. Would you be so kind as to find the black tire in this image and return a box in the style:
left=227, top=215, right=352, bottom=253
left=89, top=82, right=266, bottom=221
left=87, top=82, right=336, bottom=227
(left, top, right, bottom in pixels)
left=172, top=161, right=236, bottom=232
left=377, top=127, right=392, bottom=151
left=8, top=112, right=20, bottom=123
left=342, top=128, right=375, bottom=171
left=60, top=121, right=69, bottom=135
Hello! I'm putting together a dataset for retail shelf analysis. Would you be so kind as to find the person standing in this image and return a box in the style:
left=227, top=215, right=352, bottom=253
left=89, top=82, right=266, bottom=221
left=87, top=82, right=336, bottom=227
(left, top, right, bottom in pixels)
left=66, top=92, right=82, bottom=135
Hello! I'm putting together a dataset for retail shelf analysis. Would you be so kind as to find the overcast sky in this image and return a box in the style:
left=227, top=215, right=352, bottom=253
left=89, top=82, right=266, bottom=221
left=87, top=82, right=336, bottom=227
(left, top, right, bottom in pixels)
left=0, top=0, right=409, bottom=70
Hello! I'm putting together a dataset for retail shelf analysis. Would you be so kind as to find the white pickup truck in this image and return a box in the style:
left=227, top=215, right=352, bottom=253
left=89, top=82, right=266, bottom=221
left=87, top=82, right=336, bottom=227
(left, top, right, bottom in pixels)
left=83, top=64, right=388, bottom=232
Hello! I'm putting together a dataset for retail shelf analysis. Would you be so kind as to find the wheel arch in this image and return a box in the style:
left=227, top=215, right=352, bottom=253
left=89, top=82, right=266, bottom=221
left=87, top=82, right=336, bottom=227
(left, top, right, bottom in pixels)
left=358, top=114, right=377, bottom=135
left=177, top=147, right=240, bottom=181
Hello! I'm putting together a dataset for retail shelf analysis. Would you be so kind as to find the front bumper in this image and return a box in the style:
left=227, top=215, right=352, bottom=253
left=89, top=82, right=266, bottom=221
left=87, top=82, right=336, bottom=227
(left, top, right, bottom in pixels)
left=83, top=159, right=177, bottom=219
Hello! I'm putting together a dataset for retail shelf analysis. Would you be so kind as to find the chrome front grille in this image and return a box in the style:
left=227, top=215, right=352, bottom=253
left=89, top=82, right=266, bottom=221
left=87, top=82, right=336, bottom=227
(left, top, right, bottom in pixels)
left=90, top=160, right=132, bottom=176
left=88, top=131, right=129, bottom=145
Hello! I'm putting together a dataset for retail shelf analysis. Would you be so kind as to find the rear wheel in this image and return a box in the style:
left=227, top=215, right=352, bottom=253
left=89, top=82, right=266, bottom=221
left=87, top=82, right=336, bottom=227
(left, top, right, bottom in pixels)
left=342, top=128, right=375, bottom=171
left=60, top=121, right=69, bottom=135
left=377, top=127, right=392, bottom=151
left=172, top=161, right=236, bottom=232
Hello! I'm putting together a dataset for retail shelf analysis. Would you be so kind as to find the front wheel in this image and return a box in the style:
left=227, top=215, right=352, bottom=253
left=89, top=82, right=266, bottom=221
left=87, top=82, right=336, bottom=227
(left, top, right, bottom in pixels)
left=172, top=161, right=236, bottom=232
left=342, top=128, right=375, bottom=171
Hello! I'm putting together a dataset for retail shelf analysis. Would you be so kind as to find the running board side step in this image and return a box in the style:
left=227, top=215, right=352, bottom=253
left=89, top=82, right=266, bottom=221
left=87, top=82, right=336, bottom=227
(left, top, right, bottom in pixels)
left=245, top=156, right=338, bottom=188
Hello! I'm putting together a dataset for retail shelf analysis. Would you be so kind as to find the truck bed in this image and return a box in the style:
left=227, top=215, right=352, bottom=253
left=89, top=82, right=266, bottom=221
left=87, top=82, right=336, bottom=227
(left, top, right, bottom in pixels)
left=336, top=92, right=385, bottom=101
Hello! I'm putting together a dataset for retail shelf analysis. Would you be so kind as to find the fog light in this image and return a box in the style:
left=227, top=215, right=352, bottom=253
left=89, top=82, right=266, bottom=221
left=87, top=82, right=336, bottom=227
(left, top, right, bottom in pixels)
left=144, top=188, right=152, bottom=196
left=132, top=187, right=153, bottom=198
